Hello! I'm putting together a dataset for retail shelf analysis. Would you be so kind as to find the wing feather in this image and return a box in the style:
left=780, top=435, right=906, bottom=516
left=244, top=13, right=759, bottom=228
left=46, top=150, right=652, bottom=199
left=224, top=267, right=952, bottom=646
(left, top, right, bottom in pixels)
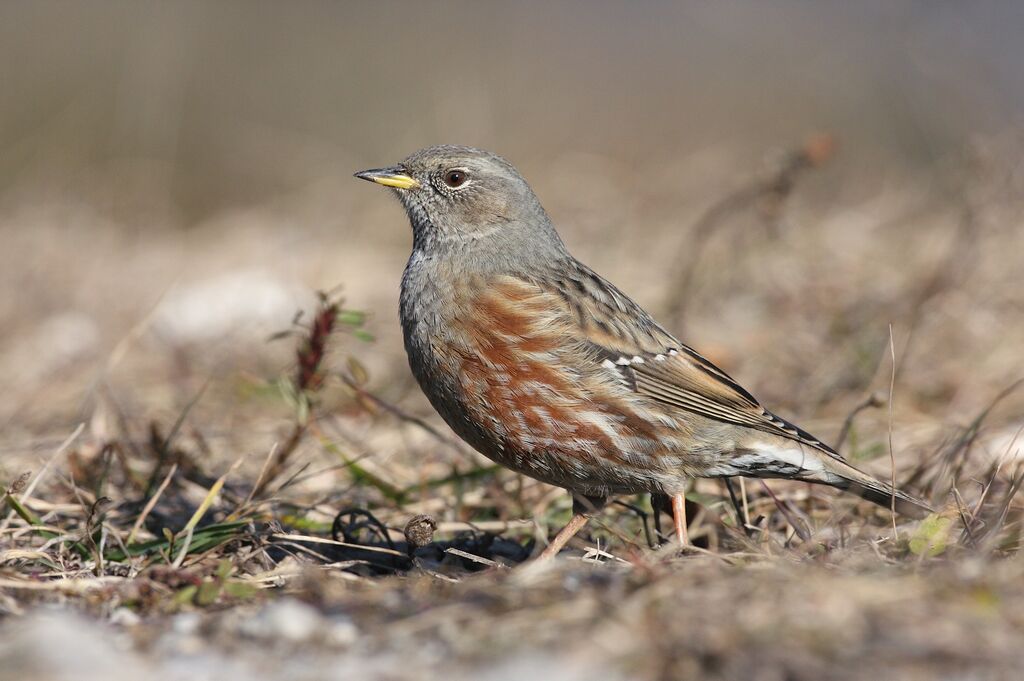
left=528, top=262, right=841, bottom=458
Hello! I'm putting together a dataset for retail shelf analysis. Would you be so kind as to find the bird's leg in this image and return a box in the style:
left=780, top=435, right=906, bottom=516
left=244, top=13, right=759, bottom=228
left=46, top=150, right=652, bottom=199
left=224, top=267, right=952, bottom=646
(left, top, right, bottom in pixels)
left=612, top=499, right=656, bottom=549
left=651, top=494, right=666, bottom=542
left=537, top=494, right=607, bottom=560
left=670, top=493, right=689, bottom=546
left=650, top=492, right=678, bottom=545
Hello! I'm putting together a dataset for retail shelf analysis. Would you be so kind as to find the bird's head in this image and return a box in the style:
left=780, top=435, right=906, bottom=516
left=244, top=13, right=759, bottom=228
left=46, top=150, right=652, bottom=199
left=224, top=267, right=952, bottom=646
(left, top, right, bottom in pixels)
left=355, top=145, right=565, bottom=260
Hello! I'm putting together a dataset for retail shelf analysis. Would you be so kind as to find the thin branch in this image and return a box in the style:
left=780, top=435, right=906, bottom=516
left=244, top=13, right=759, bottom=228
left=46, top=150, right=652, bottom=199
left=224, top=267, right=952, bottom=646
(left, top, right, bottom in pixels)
left=886, top=324, right=899, bottom=539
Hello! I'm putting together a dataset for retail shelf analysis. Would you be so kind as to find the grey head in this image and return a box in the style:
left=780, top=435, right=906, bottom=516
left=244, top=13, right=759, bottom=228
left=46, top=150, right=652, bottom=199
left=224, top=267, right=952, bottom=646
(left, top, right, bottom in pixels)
left=355, top=145, right=568, bottom=270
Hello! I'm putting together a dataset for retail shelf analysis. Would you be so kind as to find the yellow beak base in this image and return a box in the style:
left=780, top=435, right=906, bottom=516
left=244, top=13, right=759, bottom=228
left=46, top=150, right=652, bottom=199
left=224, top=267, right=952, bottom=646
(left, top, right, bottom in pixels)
left=354, top=167, right=421, bottom=190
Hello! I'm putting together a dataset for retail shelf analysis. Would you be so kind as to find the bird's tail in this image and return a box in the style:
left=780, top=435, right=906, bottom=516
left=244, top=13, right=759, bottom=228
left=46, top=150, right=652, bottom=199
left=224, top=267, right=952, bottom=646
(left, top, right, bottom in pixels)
left=809, top=456, right=932, bottom=519
left=732, top=440, right=933, bottom=519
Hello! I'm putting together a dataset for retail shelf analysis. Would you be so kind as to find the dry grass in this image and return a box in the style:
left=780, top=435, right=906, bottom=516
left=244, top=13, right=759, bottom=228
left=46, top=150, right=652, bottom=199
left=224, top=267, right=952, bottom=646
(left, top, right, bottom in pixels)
left=3, top=127, right=1024, bottom=680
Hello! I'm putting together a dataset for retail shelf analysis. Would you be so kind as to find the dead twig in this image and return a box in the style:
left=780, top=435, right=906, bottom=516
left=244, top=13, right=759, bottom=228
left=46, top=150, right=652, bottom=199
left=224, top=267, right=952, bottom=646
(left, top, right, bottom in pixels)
left=759, top=481, right=811, bottom=542
left=663, top=133, right=837, bottom=332
left=445, top=547, right=504, bottom=568
left=126, top=463, right=178, bottom=544
left=886, top=324, right=899, bottom=539
left=834, top=391, right=887, bottom=453
left=340, top=374, right=470, bottom=456
left=254, top=292, right=340, bottom=498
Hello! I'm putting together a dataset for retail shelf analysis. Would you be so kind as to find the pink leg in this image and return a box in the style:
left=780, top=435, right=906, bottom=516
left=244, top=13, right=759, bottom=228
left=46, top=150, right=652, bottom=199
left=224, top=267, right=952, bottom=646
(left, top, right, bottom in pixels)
left=671, top=493, right=689, bottom=546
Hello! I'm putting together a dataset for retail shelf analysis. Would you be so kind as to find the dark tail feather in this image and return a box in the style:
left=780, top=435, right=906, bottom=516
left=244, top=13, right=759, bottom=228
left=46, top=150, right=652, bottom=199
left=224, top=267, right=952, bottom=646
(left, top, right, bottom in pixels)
left=812, top=458, right=933, bottom=519
left=732, top=440, right=933, bottom=519
left=835, top=476, right=932, bottom=519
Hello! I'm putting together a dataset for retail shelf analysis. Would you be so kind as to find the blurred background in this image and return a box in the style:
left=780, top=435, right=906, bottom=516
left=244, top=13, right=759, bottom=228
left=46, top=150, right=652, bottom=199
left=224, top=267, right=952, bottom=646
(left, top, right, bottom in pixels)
left=2, top=0, right=1023, bottom=474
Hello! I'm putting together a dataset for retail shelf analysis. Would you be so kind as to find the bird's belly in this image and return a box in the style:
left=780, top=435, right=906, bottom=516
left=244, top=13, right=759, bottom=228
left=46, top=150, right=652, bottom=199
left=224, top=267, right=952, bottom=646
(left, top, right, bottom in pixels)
left=479, top=436, right=675, bottom=497
left=412, top=346, right=689, bottom=496
left=401, top=273, right=696, bottom=497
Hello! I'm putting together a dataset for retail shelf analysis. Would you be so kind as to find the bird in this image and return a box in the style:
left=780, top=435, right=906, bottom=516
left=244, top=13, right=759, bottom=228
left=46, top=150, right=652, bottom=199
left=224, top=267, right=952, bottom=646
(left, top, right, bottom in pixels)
left=355, top=145, right=931, bottom=559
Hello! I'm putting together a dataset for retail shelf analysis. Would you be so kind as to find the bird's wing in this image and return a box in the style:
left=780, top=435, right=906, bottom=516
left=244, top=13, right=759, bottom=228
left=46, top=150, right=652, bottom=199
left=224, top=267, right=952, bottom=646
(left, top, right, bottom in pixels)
left=529, top=262, right=842, bottom=458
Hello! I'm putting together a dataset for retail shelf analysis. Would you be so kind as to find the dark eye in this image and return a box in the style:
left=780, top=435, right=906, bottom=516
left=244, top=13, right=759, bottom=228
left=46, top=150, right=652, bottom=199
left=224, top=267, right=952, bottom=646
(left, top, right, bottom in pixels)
left=443, top=169, right=467, bottom=188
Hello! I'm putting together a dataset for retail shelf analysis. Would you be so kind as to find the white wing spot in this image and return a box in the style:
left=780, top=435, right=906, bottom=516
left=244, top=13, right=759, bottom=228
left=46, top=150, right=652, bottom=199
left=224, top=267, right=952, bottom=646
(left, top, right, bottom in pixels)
left=668, top=349, right=679, bottom=356
left=654, top=354, right=666, bottom=361
left=615, top=357, right=631, bottom=366
left=751, top=443, right=826, bottom=472
left=601, top=359, right=616, bottom=370
left=631, top=356, right=644, bottom=364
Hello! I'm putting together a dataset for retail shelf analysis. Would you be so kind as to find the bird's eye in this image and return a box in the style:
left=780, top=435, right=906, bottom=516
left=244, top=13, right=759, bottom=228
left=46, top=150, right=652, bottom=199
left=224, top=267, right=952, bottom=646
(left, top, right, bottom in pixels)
left=443, top=169, right=468, bottom=188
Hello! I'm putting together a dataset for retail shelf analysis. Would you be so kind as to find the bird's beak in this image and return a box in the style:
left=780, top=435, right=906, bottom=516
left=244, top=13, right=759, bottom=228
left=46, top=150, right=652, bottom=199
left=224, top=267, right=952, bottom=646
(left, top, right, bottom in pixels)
left=353, top=166, right=421, bottom=190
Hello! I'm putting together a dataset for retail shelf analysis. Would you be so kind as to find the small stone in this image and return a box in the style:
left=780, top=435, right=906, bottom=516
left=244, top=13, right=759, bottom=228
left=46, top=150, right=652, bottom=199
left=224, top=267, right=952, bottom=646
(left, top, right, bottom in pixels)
left=109, top=607, right=141, bottom=627
left=240, top=599, right=323, bottom=643
left=171, top=612, right=202, bottom=635
left=324, top=615, right=359, bottom=647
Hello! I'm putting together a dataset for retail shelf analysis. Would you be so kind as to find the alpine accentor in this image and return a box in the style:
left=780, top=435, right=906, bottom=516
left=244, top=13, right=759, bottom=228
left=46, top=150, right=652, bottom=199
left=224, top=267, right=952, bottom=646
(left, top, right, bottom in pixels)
left=356, top=145, right=930, bottom=558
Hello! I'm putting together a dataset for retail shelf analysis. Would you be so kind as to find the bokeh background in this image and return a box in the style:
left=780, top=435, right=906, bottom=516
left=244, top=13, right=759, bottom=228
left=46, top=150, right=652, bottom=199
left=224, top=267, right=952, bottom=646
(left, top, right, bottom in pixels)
left=3, top=3, right=1024, bottom=679
left=3, top=1, right=1024, bottom=433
